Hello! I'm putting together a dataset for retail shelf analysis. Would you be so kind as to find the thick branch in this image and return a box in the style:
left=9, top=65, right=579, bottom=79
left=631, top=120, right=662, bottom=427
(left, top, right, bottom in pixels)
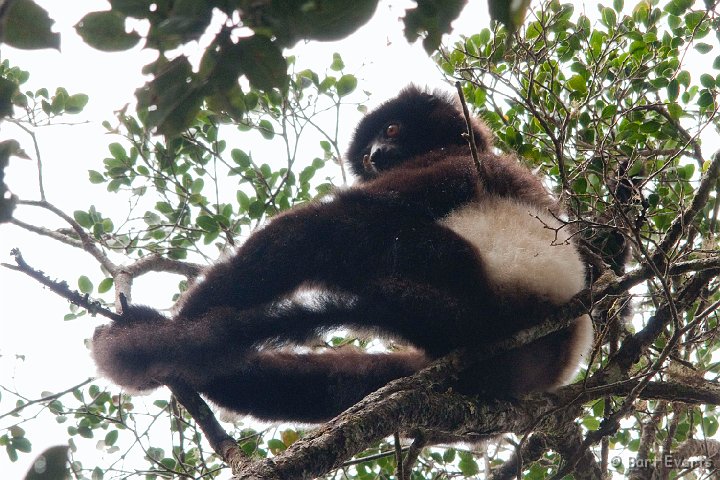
left=549, top=423, right=603, bottom=480
left=167, top=380, right=247, bottom=472
left=628, top=402, right=666, bottom=480
left=125, top=253, right=203, bottom=278
left=560, top=379, right=720, bottom=408
left=672, top=439, right=720, bottom=465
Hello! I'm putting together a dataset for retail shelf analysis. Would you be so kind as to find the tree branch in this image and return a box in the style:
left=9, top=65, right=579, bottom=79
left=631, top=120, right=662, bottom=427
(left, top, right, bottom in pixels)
left=167, top=380, right=247, bottom=473
left=455, top=81, right=482, bottom=174
left=16, top=199, right=119, bottom=274
left=2, top=249, right=121, bottom=321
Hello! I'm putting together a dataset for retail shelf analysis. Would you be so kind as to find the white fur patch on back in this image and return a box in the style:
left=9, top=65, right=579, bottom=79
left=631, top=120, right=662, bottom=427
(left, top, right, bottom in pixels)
left=439, top=197, right=586, bottom=305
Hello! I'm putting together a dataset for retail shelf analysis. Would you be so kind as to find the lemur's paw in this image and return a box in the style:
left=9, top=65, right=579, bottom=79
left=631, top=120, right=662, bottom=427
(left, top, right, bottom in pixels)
left=91, top=305, right=169, bottom=391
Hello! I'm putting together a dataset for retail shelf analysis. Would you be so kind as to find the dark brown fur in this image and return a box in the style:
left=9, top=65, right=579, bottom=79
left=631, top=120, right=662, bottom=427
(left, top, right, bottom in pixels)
left=92, top=86, right=589, bottom=422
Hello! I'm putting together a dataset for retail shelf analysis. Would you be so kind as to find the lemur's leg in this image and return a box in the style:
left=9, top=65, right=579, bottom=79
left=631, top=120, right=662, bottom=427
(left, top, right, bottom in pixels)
left=92, top=277, right=482, bottom=392
left=197, top=349, right=431, bottom=423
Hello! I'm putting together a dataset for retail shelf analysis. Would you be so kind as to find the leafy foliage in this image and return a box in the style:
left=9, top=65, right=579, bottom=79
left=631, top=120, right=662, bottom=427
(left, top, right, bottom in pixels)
left=71, top=0, right=472, bottom=136
left=0, top=0, right=59, bottom=50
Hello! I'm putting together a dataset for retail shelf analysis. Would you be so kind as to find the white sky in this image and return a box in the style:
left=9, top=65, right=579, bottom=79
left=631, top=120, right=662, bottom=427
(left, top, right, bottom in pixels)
left=0, top=1, right=490, bottom=477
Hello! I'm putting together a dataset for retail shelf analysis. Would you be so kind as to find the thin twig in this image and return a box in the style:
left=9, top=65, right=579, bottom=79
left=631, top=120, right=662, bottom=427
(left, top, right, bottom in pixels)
left=0, top=377, right=93, bottom=420
left=455, top=81, right=482, bottom=174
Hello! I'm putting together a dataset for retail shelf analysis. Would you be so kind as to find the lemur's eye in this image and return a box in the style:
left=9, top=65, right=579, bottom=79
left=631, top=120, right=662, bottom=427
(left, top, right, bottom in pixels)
left=385, top=123, right=401, bottom=138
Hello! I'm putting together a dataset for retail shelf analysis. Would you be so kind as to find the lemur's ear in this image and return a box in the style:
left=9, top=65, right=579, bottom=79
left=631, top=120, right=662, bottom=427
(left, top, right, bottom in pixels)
left=115, top=295, right=167, bottom=326
left=420, top=92, right=438, bottom=105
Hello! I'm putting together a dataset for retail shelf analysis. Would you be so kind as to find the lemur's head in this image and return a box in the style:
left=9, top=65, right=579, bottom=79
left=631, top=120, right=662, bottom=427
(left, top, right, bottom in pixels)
left=346, top=85, right=491, bottom=180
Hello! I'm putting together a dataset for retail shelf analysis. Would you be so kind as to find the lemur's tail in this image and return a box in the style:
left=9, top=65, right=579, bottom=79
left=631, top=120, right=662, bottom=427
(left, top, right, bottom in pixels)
left=197, top=350, right=430, bottom=423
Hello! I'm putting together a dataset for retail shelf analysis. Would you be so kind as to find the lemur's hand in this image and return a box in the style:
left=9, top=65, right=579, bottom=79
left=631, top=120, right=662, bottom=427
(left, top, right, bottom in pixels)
left=91, top=305, right=170, bottom=391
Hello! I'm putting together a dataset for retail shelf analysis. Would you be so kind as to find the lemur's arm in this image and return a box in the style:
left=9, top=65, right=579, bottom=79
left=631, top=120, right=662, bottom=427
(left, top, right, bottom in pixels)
left=359, top=148, right=481, bottom=218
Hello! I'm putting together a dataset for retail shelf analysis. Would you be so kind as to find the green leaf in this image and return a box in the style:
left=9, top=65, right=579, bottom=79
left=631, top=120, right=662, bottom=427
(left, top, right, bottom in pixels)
left=73, top=211, right=93, bottom=228
left=11, top=436, right=31, bottom=453
left=566, top=75, right=587, bottom=93
left=667, top=79, right=679, bottom=101
left=78, top=276, right=93, bottom=294
left=88, top=170, right=105, bottom=184
left=136, top=57, right=204, bottom=136
left=664, top=0, right=692, bottom=16
left=698, top=90, right=714, bottom=108
left=0, top=77, right=17, bottom=117
left=703, top=416, right=719, bottom=437
left=65, top=94, right=89, bottom=114
left=0, top=0, right=60, bottom=50
left=104, top=430, right=118, bottom=447
left=583, top=416, right=601, bottom=429
left=255, top=0, right=378, bottom=45
left=695, top=43, right=713, bottom=55
left=685, top=11, right=705, bottom=30
left=601, top=7, right=616, bottom=28
left=639, top=120, right=660, bottom=134
left=0, top=139, right=29, bottom=162
left=258, top=119, right=274, bottom=140
left=231, top=149, right=251, bottom=168
left=267, top=438, right=286, bottom=453
left=98, top=278, right=114, bottom=294
left=236, top=191, right=250, bottom=212
left=701, top=74, right=715, bottom=88
left=196, top=215, right=217, bottom=232
left=92, top=466, right=104, bottom=480
left=667, top=102, right=683, bottom=120
left=336, top=74, right=357, bottom=97
left=458, top=455, right=480, bottom=476
left=677, top=70, right=691, bottom=87
left=405, top=0, right=466, bottom=52
left=233, top=35, right=288, bottom=91
left=75, top=11, right=140, bottom=52
left=330, top=52, right=345, bottom=71
left=601, top=105, right=617, bottom=119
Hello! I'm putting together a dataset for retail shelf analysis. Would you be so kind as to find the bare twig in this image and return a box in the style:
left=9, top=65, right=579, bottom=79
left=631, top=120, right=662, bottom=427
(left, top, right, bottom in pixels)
left=0, top=377, right=93, bottom=420
left=2, top=248, right=121, bottom=321
left=455, top=82, right=483, bottom=174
